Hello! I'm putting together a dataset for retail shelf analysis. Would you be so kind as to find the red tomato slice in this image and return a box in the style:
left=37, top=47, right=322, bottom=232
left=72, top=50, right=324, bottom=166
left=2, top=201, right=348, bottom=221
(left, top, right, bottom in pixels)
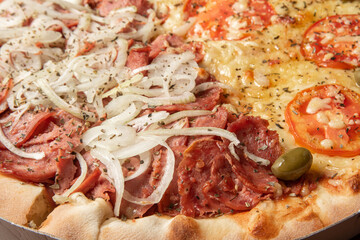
left=183, top=0, right=207, bottom=18
left=301, top=15, right=360, bottom=70
left=285, top=84, right=360, bottom=157
left=187, top=0, right=275, bottom=40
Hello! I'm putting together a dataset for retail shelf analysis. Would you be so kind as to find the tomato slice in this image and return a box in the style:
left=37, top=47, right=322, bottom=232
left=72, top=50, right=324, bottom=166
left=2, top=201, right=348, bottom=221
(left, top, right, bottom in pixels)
left=285, top=84, right=360, bottom=157
left=186, top=0, right=275, bottom=40
left=183, top=0, right=207, bottom=18
left=301, top=15, right=360, bottom=70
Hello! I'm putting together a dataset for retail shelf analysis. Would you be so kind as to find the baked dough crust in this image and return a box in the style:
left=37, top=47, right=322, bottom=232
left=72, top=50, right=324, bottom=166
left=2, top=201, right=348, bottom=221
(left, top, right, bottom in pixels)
left=305, top=171, right=360, bottom=226
left=39, top=193, right=114, bottom=240
left=97, top=197, right=324, bottom=240
left=0, top=173, right=53, bottom=227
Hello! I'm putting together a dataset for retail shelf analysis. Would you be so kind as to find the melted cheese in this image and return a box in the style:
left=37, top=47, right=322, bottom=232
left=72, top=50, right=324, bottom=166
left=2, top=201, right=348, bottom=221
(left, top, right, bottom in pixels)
left=232, top=0, right=248, bottom=13
left=316, top=112, right=329, bottom=124
left=320, top=139, right=334, bottom=149
left=306, top=98, right=332, bottom=114
left=328, top=118, right=346, bottom=129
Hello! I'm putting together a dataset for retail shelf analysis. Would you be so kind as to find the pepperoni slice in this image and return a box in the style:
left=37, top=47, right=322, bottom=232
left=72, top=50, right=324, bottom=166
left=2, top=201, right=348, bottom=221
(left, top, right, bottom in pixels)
left=187, top=0, right=276, bottom=40
left=301, top=15, right=360, bottom=69
left=285, top=84, right=360, bottom=157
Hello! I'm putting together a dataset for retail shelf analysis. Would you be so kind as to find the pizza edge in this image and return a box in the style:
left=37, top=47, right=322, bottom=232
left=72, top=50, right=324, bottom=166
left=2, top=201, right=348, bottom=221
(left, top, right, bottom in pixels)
left=1, top=170, right=357, bottom=240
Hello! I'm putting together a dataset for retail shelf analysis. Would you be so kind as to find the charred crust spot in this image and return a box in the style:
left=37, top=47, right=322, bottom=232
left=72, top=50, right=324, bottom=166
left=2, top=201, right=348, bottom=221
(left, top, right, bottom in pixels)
left=298, top=211, right=318, bottom=222
left=166, top=215, right=201, bottom=240
left=248, top=212, right=279, bottom=239
left=348, top=173, right=360, bottom=193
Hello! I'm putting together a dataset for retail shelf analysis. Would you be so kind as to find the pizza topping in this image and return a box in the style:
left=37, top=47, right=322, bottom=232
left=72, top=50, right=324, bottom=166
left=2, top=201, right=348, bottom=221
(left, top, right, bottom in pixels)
left=301, top=15, right=360, bottom=69
left=0, top=110, right=85, bottom=182
left=0, top=124, right=45, bottom=160
left=285, top=84, right=360, bottom=156
left=320, top=139, right=334, bottom=149
left=84, top=0, right=153, bottom=17
left=61, top=152, right=89, bottom=198
left=178, top=139, right=262, bottom=217
left=176, top=114, right=281, bottom=217
left=271, top=147, right=313, bottom=181
left=306, top=97, right=332, bottom=114
left=186, top=0, right=276, bottom=40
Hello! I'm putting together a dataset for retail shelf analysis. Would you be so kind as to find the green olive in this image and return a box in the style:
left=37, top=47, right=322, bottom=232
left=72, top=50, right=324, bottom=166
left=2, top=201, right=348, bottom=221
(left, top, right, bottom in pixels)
left=271, top=147, right=313, bottom=181
left=354, top=69, right=360, bottom=87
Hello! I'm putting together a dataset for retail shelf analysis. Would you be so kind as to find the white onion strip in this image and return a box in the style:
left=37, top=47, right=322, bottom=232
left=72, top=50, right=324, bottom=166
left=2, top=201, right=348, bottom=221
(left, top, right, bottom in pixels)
left=105, top=92, right=195, bottom=117
left=125, top=151, right=151, bottom=181
left=140, top=127, right=240, bottom=160
left=113, top=137, right=162, bottom=160
left=91, top=148, right=124, bottom=216
left=123, top=140, right=175, bottom=205
left=62, top=152, right=88, bottom=197
left=105, top=102, right=143, bottom=126
left=140, top=127, right=240, bottom=146
left=192, top=82, right=232, bottom=94
left=147, top=110, right=212, bottom=130
left=0, top=126, right=45, bottom=160
left=37, top=78, right=96, bottom=122
left=244, top=147, right=270, bottom=166
left=128, top=111, right=169, bottom=131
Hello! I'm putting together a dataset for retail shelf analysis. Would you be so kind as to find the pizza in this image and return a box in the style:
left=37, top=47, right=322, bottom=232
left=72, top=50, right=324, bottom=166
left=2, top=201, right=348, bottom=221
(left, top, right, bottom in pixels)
left=0, top=0, right=359, bottom=239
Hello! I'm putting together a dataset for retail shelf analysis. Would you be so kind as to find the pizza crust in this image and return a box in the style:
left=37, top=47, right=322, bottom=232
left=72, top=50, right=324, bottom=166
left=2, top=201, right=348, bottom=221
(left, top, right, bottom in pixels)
left=96, top=197, right=324, bottom=240
left=39, top=193, right=114, bottom=240
left=305, top=171, right=360, bottom=226
left=0, top=173, right=53, bottom=227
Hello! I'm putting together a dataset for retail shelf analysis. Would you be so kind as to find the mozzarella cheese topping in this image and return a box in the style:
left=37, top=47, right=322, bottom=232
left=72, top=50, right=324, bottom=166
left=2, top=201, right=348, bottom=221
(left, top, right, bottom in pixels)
left=306, top=97, right=332, bottom=114
left=320, top=139, right=334, bottom=149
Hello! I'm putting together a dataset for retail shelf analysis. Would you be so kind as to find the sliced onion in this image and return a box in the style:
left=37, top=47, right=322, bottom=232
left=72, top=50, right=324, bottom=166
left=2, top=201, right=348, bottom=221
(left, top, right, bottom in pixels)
left=148, top=110, right=211, bottom=130
left=102, top=73, right=143, bottom=98
left=125, top=151, right=151, bottom=181
left=62, top=152, right=88, bottom=197
left=244, top=147, right=270, bottom=166
left=123, top=140, right=175, bottom=205
left=112, top=137, right=162, bottom=160
left=91, top=148, right=124, bottom=216
left=47, top=0, right=91, bottom=12
left=105, top=92, right=195, bottom=117
left=0, top=28, right=29, bottom=40
left=127, top=111, right=169, bottom=131
left=192, top=82, right=232, bottom=94
left=104, top=102, right=143, bottom=126
left=140, top=127, right=240, bottom=159
left=0, top=125, right=45, bottom=160
left=140, top=127, right=240, bottom=146
left=82, top=125, right=136, bottom=151
left=37, top=78, right=96, bottom=122
left=37, top=31, right=63, bottom=44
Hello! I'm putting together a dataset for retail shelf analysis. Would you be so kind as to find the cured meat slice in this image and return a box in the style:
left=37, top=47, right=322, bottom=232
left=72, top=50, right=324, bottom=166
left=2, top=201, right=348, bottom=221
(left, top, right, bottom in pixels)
left=84, top=0, right=152, bottom=16
left=149, top=34, right=204, bottom=62
left=227, top=115, right=282, bottom=163
left=0, top=110, right=85, bottom=183
left=1, top=109, right=55, bottom=147
left=126, top=45, right=150, bottom=71
left=178, top=139, right=265, bottom=217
